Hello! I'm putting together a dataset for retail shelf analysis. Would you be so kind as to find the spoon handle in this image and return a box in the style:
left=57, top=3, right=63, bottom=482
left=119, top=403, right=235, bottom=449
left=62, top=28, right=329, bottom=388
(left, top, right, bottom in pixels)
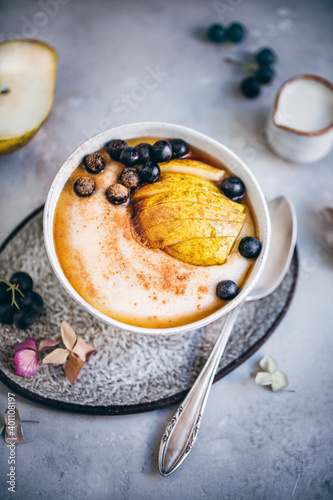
left=158, top=304, right=242, bottom=476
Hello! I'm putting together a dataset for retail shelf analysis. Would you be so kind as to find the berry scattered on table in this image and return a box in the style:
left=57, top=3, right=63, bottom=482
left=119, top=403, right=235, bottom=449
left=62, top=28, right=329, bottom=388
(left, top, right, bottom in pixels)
left=216, top=280, right=239, bottom=301
left=0, top=282, right=11, bottom=304
left=118, top=168, right=140, bottom=191
left=83, top=152, right=105, bottom=174
left=18, top=291, right=44, bottom=315
left=10, top=272, right=33, bottom=294
left=119, top=146, right=139, bottom=168
left=139, top=161, right=160, bottom=184
left=223, top=45, right=277, bottom=98
left=256, top=65, right=274, bottom=84
left=13, top=309, right=36, bottom=330
left=106, top=139, right=127, bottom=161
left=221, top=176, right=245, bottom=200
left=74, top=177, right=95, bottom=197
left=226, top=23, right=245, bottom=43
left=238, top=237, right=262, bottom=258
left=170, top=139, right=188, bottom=159
left=240, top=77, right=261, bottom=98
left=136, top=143, right=152, bottom=164
left=206, top=24, right=226, bottom=43
left=0, top=272, right=44, bottom=329
left=255, top=47, right=276, bottom=66
left=105, top=183, right=130, bottom=205
left=151, top=140, right=172, bottom=163
left=0, top=303, right=15, bottom=325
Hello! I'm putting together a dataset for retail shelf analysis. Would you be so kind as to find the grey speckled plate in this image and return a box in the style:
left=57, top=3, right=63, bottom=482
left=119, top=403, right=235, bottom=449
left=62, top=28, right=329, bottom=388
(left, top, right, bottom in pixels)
left=0, top=208, right=297, bottom=415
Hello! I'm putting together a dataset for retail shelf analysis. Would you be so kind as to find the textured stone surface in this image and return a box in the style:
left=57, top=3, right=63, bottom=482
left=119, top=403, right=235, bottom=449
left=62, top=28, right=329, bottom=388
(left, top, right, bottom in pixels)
left=0, top=211, right=296, bottom=409
left=0, top=0, right=333, bottom=499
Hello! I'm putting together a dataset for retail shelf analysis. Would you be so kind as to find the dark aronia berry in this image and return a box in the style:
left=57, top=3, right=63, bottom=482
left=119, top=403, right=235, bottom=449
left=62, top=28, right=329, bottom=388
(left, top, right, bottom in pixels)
left=106, top=139, right=127, bottom=161
left=226, top=22, right=245, bottom=43
left=170, top=139, right=188, bottom=159
left=0, top=302, right=14, bottom=325
left=119, top=146, right=139, bottom=168
left=220, top=177, right=245, bottom=200
left=105, top=183, right=130, bottom=205
left=83, top=152, right=105, bottom=174
left=238, top=237, right=261, bottom=259
left=0, top=282, right=11, bottom=304
left=136, top=143, right=151, bottom=163
left=255, top=48, right=276, bottom=66
left=151, top=140, right=172, bottom=163
left=118, top=168, right=140, bottom=191
left=240, top=77, right=260, bottom=98
left=18, top=291, right=44, bottom=316
left=139, top=161, right=160, bottom=184
left=10, top=272, right=33, bottom=294
left=207, top=24, right=226, bottom=43
left=216, top=280, right=239, bottom=301
left=74, top=177, right=95, bottom=197
left=13, top=308, right=36, bottom=330
left=256, top=65, right=274, bottom=84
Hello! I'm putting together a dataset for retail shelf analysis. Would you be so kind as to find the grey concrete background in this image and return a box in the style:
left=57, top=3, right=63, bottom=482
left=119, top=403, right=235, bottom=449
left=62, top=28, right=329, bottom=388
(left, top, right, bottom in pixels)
left=0, top=0, right=333, bottom=499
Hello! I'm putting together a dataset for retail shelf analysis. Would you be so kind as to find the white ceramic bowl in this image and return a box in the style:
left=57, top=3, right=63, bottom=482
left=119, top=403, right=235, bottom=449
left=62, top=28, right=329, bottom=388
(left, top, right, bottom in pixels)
left=44, top=122, right=271, bottom=335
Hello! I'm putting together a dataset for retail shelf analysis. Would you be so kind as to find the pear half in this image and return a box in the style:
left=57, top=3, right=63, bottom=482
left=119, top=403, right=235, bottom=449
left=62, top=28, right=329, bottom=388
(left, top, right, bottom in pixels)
left=131, top=166, right=246, bottom=265
left=159, top=159, right=225, bottom=182
left=0, top=39, right=57, bottom=155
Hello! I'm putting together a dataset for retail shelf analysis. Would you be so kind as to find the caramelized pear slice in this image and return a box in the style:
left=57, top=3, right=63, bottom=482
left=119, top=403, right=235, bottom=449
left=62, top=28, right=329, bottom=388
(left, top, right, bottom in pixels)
left=159, top=172, right=221, bottom=189
left=164, top=237, right=235, bottom=266
left=136, top=202, right=246, bottom=227
left=135, top=188, right=245, bottom=214
left=159, top=159, right=225, bottom=181
left=132, top=179, right=220, bottom=201
left=143, top=219, right=243, bottom=248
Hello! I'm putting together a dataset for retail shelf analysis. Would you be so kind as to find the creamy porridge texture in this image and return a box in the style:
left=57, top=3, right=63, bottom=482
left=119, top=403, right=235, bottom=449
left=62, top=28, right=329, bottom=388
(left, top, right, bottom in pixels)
left=54, top=138, right=257, bottom=328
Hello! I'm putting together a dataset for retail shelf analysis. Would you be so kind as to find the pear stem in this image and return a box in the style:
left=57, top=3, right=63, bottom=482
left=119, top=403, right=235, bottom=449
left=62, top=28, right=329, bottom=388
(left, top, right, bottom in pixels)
left=224, top=57, right=257, bottom=73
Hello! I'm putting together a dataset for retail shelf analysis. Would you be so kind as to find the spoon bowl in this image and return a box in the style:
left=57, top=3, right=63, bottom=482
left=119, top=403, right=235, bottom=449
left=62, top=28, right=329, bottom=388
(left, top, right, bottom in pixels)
left=249, top=196, right=297, bottom=301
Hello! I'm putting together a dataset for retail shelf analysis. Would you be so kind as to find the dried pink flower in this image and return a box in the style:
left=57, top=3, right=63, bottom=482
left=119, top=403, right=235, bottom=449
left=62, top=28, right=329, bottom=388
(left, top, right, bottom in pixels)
left=14, top=338, right=59, bottom=377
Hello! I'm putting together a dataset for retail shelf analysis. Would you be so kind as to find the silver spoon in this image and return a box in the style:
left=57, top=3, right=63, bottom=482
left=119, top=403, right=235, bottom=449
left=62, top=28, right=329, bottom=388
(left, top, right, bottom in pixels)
left=158, top=196, right=297, bottom=476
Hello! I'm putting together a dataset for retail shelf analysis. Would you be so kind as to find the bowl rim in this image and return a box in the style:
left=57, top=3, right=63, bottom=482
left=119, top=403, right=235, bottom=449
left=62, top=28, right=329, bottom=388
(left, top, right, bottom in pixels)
left=43, top=121, right=271, bottom=335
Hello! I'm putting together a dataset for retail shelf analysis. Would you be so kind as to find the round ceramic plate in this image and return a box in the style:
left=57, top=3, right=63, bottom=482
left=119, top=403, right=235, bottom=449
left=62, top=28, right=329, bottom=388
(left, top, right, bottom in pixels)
left=0, top=208, right=297, bottom=415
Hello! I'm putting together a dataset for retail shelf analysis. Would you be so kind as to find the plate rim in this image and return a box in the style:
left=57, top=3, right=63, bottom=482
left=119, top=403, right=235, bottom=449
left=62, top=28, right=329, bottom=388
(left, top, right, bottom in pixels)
left=0, top=206, right=298, bottom=415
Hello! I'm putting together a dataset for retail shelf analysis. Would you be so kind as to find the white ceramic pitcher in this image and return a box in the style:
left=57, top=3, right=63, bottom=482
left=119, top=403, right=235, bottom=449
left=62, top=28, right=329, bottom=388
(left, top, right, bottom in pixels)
left=267, top=75, right=333, bottom=163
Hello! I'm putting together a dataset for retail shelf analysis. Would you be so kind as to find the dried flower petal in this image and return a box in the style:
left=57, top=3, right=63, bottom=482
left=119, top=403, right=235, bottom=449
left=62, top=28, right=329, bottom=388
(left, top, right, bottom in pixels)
left=4, top=409, right=24, bottom=445
left=4, top=408, right=22, bottom=425
left=61, top=321, right=76, bottom=350
left=320, top=207, right=333, bottom=225
left=38, top=339, right=59, bottom=351
left=72, top=337, right=96, bottom=362
left=327, top=233, right=333, bottom=249
left=5, top=425, right=24, bottom=445
left=255, top=372, right=273, bottom=386
left=259, top=355, right=278, bottom=373
left=271, top=371, right=289, bottom=392
left=14, top=338, right=37, bottom=352
left=14, top=349, right=39, bottom=377
left=42, top=348, right=69, bottom=365
left=65, top=352, right=85, bottom=384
